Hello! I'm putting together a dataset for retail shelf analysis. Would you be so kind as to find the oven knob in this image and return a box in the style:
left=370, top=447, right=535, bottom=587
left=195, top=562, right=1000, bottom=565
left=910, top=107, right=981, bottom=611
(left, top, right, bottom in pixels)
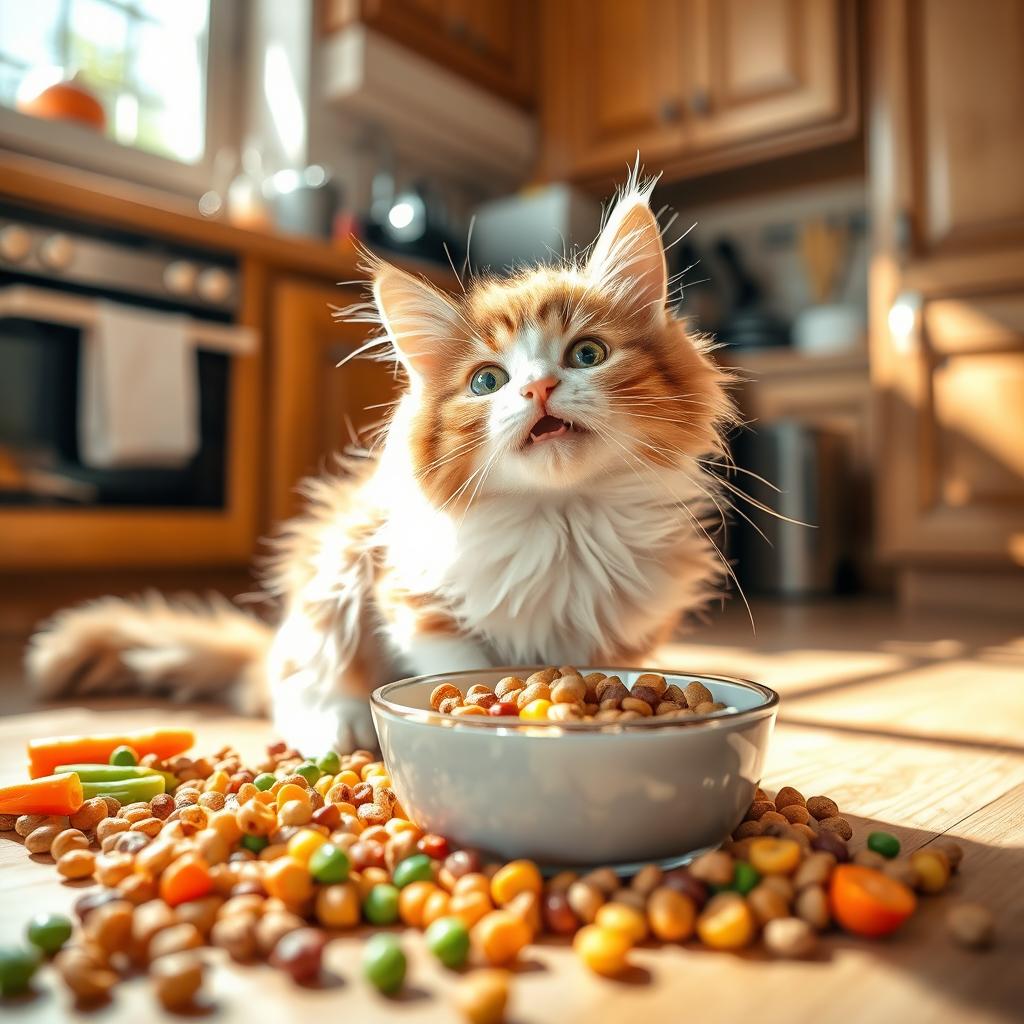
left=164, top=260, right=198, bottom=296
left=197, top=266, right=232, bottom=303
left=0, top=224, right=32, bottom=263
left=39, top=233, right=75, bottom=270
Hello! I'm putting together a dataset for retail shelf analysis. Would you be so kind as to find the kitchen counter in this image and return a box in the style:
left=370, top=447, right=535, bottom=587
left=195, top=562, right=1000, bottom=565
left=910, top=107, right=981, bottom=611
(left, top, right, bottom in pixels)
left=1, top=598, right=1021, bottom=1023
left=0, top=151, right=448, bottom=285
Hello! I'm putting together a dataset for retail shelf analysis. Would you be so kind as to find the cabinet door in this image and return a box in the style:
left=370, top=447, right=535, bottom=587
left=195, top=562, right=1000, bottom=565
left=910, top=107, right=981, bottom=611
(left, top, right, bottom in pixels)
left=549, top=0, right=687, bottom=177
left=684, top=0, right=850, bottom=155
left=323, top=0, right=536, bottom=107
left=869, top=0, right=1024, bottom=567
left=269, top=279, right=399, bottom=525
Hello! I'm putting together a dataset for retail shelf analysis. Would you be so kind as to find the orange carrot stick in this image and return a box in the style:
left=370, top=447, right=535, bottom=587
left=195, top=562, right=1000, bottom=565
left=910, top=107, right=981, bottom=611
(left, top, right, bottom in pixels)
left=27, top=728, right=195, bottom=779
left=0, top=771, right=84, bottom=815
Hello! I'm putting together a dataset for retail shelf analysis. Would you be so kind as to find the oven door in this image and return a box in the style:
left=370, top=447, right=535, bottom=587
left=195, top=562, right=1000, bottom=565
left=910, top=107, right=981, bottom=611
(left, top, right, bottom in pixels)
left=0, top=284, right=260, bottom=570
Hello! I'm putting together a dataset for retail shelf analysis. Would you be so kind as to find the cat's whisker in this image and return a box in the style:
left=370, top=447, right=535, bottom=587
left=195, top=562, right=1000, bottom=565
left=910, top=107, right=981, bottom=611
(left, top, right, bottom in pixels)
left=696, top=457, right=783, bottom=493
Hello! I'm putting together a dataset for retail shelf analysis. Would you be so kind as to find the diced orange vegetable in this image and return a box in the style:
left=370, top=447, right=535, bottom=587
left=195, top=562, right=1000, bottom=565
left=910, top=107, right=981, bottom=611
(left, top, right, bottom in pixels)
left=0, top=771, right=84, bottom=815
left=829, top=864, right=916, bottom=937
left=160, top=856, right=213, bottom=907
left=28, top=728, right=194, bottom=778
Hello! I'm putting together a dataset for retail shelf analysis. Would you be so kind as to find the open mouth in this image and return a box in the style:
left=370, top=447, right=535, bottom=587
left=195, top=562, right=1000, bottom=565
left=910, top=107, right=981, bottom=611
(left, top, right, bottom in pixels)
left=527, top=414, right=584, bottom=446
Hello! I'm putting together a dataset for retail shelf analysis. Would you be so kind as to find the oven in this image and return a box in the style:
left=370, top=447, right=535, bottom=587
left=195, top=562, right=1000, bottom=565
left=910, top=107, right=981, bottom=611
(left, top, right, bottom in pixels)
left=0, top=204, right=260, bottom=570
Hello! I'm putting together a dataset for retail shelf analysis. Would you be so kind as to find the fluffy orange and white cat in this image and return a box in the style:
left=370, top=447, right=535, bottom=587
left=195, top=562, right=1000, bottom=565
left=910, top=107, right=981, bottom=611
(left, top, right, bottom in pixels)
left=27, top=175, right=735, bottom=752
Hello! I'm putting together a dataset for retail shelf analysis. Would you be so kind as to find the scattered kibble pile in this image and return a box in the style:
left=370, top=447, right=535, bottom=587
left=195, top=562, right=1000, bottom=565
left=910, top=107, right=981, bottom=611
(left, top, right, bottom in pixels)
left=432, top=668, right=730, bottom=722
left=0, top=734, right=998, bottom=1018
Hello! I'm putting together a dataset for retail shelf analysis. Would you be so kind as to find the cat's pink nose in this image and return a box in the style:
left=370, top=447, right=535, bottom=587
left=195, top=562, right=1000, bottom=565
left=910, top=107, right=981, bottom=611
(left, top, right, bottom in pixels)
left=521, top=375, right=559, bottom=404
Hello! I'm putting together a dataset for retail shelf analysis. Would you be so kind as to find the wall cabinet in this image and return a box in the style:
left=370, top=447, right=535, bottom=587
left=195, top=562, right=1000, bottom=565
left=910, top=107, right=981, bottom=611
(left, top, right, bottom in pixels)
left=321, top=0, right=537, bottom=107
left=541, top=0, right=858, bottom=185
left=869, top=0, right=1024, bottom=580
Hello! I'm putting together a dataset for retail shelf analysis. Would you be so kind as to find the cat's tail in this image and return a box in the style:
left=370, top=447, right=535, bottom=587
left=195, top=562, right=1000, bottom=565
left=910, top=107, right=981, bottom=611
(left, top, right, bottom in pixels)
left=25, top=592, right=273, bottom=714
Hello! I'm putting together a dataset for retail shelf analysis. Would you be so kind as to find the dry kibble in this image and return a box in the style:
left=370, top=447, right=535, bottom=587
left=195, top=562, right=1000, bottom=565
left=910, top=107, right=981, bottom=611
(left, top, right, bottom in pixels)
left=16, top=813, right=68, bottom=837
left=430, top=683, right=462, bottom=710
left=25, top=823, right=63, bottom=855
left=818, top=816, right=853, bottom=841
left=211, top=913, right=258, bottom=961
left=525, top=668, right=559, bottom=688
left=620, top=696, right=654, bottom=717
left=773, top=787, right=805, bottom=810
left=151, top=951, right=205, bottom=1011
left=793, top=851, right=836, bottom=890
left=94, top=851, right=135, bottom=886
left=494, top=676, right=526, bottom=698
left=70, top=797, right=110, bottom=832
left=96, top=817, right=130, bottom=843
left=795, top=885, right=831, bottom=931
left=764, top=917, right=818, bottom=958
left=746, top=800, right=776, bottom=821
left=57, top=848, right=96, bottom=879
left=149, top=922, right=204, bottom=961
left=781, top=804, right=811, bottom=826
left=551, top=676, right=586, bottom=704
left=634, top=673, right=667, bottom=697
left=647, top=887, right=696, bottom=941
left=516, top=682, right=551, bottom=709
left=0, top=813, right=16, bottom=831
left=689, top=850, right=734, bottom=887
left=55, top=946, right=119, bottom=1002
left=683, top=680, right=714, bottom=708
left=934, top=840, right=964, bottom=872
left=854, top=849, right=888, bottom=870
left=806, top=796, right=840, bottom=821
left=453, top=968, right=510, bottom=1024
left=85, top=900, right=135, bottom=955
left=747, top=884, right=790, bottom=926
left=566, top=881, right=604, bottom=923
left=946, top=903, right=995, bottom=949
left=630, top=684, right=662, bottom=707
left=631, top=863, right=663, bottom=895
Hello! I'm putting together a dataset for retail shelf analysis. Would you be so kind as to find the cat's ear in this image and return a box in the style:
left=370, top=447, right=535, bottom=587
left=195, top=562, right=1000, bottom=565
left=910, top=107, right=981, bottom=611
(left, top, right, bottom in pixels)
left=373, top=264, right=461, bottom=377
left=586, top=180, right=668, bottom=319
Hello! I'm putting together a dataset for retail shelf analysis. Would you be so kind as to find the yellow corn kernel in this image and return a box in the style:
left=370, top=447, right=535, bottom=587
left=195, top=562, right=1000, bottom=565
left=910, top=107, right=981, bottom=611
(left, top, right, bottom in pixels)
left=205, top=770, right=230, bottom=794
left=473, top=910, right=531, bottom=966
left=574, top=924, right=631, bottom=976
left=910, top=850, right=951, bottom=894
left=520, top=699, right=552, bottom=720
left=361, top=762, right=386, bottom=781
left=385, top=817, right=421, bottom=839
left=595, top=902, right=648, bottom=944
left=490, top=860, right=543, bottom=906
left=335, top=770, right=360, bottom=788
left=287, top=828, right=328, bottom=865
left=368, top=774, right=393, bottom=790
left=696, top=894, right=756, bottom=950
left=314, top=774, right=335, bottom=798
left=263, top=857, right=313, bottom=905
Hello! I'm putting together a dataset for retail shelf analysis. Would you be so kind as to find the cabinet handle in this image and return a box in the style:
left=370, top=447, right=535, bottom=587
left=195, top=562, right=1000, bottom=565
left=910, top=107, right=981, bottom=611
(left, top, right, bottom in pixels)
left=688, top=89, right=711, bottom=117
left=659, top=98, right=683, bottom=124
left=894, top=209, right=913, bottom=265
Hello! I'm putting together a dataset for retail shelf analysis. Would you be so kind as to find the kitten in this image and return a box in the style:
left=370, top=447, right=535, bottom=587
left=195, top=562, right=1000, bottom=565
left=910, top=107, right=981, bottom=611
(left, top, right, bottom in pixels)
left=26, top=174, right=735, bottom=753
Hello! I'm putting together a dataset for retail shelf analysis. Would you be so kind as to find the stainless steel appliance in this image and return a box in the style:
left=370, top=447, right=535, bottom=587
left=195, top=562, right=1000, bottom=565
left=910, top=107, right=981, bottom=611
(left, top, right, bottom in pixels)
left=0, top=204, right=254, bottom=508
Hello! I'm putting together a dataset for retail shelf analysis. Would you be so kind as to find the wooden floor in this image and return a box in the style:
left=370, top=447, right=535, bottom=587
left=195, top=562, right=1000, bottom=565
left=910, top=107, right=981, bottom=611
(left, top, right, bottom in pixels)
left=1, top=597, right=1021, bottom=1023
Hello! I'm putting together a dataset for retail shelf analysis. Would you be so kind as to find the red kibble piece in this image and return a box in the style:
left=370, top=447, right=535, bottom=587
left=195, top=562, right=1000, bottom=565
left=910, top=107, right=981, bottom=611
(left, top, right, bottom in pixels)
left=267, top=741, right=288, bottom=756
left=351, top=782, right=375, bottom=806
left=444, top=849, right=481, bottom=879
left=489, top=701, right=520, bottom=717
left=312, top=804, right=341, bottom=831
left=228, top=770, right=255, bottom=793
left=466, top=692, right=499, bottom=710
left=349, top=840, right=387, bottom=871
left=543, top=891, right=579, bottom=934
left=662, top=868, right=710, bottom=910
left=418, top=834, right=450, bottom=860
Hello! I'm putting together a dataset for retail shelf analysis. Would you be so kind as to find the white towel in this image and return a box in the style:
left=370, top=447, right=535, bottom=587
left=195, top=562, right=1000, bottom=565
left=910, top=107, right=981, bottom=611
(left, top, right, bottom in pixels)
left=78, top=301, right=200, bottom=469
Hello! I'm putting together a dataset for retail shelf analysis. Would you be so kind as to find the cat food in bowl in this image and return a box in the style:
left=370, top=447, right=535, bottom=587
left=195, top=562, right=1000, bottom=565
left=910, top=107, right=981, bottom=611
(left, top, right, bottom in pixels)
left=370, top=668, right=778, bottom=869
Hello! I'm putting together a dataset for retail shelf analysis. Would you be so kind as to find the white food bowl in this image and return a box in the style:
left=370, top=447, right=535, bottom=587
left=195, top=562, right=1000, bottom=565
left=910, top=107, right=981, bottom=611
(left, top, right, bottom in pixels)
left=371, top=669, right=778, bottom=869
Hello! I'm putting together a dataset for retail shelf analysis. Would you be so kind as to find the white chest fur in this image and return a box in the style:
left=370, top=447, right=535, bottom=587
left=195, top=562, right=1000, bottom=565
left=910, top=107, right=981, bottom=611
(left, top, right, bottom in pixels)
left=380, top=465, right=717, bottom=665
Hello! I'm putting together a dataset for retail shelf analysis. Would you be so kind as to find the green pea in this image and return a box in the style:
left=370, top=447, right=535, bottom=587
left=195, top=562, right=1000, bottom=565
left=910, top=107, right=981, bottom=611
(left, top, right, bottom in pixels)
left=316, top=750, right=341, bottom=774
left=867, top=831, right=901, bottom=859
left=253, top=772, right=277, bottom=791
left=109, top=745, right=138, bottom=766
left=241, top=834, right=268, bottom=853
left=391, top=853, right=434, bottom=889
left=424, top=916, right=470, bottom=968
left=363, top=883, right=400, bottom=925
left=309, top=844, right=350, bottom=884
left=295, top=762, right=321, bottom=786
left=362, top=933, right=406, bottom=995
left=26, top=913, right=73, bottom=955
left=732, top=860, right=760, bottom=894
left=0, top=945, right=41, bottom=996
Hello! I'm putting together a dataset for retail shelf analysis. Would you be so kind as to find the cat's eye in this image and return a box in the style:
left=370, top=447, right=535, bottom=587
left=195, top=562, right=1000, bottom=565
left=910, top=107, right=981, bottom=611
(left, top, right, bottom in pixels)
left=469, top=364, right=510, bottom=395
left=567, top=337, right=608, bottom=369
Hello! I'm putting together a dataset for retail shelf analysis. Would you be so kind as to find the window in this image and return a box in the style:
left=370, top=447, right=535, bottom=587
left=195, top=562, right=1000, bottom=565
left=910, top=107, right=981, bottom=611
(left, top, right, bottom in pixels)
left=0, top=0, right=210, bottom=163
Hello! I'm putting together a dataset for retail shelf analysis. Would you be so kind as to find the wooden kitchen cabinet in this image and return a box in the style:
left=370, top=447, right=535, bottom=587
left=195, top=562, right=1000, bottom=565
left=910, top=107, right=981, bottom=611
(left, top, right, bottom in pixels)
left=540, top=0, right=858, bottom=185
left=268, top=278, right=399, bottom=525
left=869, top=0, right=1024, bottom=591
left=320, top=0, right=537, bottom=107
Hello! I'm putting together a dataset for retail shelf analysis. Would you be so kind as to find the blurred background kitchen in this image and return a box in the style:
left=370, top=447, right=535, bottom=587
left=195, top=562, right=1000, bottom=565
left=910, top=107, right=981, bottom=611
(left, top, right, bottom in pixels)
left=0, top=0, right=1021, bottom=637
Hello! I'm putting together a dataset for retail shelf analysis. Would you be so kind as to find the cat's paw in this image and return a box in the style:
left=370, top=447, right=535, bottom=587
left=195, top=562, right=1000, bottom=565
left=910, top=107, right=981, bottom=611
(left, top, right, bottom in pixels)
left=273, top=692, right=378, bottom=755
